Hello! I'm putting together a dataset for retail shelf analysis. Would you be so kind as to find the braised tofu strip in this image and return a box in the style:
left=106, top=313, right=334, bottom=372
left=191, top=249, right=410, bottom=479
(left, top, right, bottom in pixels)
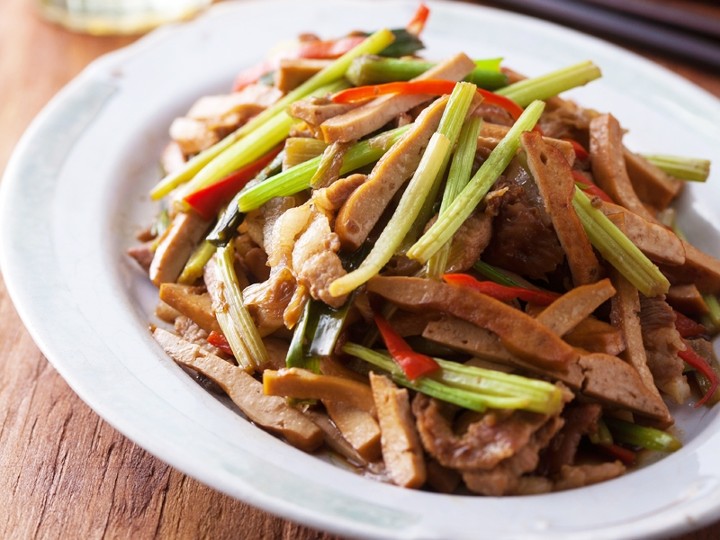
left=133, top=7, right=719, bottom=496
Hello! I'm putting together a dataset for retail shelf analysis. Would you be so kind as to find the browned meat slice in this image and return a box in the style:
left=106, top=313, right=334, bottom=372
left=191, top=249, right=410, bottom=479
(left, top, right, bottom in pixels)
left=666, top=284, right=710, bottom=316
left=170, top=85, right=282, bottom=155
left=334, top=95, right=449, bottom=251
left=425, top=459, right=461, bottom=493
left=412, top=394, right=554, bottom=470
left=368, top=276, right=578, bottom=369
left=553, top=462, right=625, bottom=491
left=127, top=242, right=154, bottom=273
left=422, top=316, right=585, bottom=388
left=461, top=415, right=565, bottom=496
left=544, top=403, right=602, bottom=474
left=275, top=58, right=332, bottom=93
left=481, top=123, right=576, bottom=165
left=482, top=160, right=566, bottom=280
left=609, top=270, right=663, bottom=400
left=563, top=317, right=626, bottom=356
left=445, top=210, right=493, bottom=273
left=661, top=240, right=720, bottom=295
left=149, top=211, right=210, bottom=286
left=289, top=96, right=361, bottom=126
left=291, top=207, right=348, bottom=307
left=535, top=279, right=616, bottom=337
left=263, top=367, right=376, bottom=414
left=522, top=131, right=601, bottom=285
left=320, top=53, right=475, bottom=143
left=169, top=117, right=222, bottom=155
left=579, top=353, right=671, bottom=424
left=323, top=400, right=381, bottom=462
left=370, top=373, right=426, bottom=489
left=640, top=296, right=690, bottom=404
left=153, top=328, right=323, bottom=452
left=624, top=149, right=683, bottom=210
left=160, top=141, right=186, bottom=176
left=303, top=409, right=369, bottom=467
left=243, top=267, right=297, bottom=336
left=313, top=173, right=366, bottom=212
left=537, top=99, right=596, bottom=144
left=601, top=201, right=685, bottom=266
left=589, top=114, right=657, bottom=222
left=159, top=283, right=219, bottom=334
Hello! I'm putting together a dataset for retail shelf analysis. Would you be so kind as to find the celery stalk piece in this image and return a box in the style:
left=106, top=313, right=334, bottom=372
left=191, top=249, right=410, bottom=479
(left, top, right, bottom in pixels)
left=346, top=55, right=507, bottom=89
left=497, top=61, right=602, bottom=107
left=206, top=149, right=285, bottom=248
left=642, top=154, right=710, bottom=182
left=329, top=133, right=452, bottom=297
left=588, top=418, right=614, bottom=446
left=427, top=115, right=482, bottom=278
left=214, top=243, right=269, bottom=371
left=704, top=294, right=720, bottom=329
left=572, top=187, right=670, bottom=296
left=407, top=100, right=545, bottom=264
left=237, top=125, right=410, bottom=212
left=401, top=84, right=479, bottom=251
left=283, top=137, right=328, bottom=169
left=285, top=300, right=320, bottom=372
left=342, top=343, right=563, bottom=414
left=175, top=80, right=346, bottom=206
left=433, top=357, right=564, bottom=414
left=604, top=417, right=681, bottom=452
left=178, top=240, right=216, bottom=284
left=150, top=28, right=395, bottom=200
left=173, top=111, right=295, bottom=205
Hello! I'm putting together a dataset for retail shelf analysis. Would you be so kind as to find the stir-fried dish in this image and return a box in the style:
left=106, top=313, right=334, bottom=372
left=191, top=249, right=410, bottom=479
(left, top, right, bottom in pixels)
left=130, top=5, right=720, bottom=495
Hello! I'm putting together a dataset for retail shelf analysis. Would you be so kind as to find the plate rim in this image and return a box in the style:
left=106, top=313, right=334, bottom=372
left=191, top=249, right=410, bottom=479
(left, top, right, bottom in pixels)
left=2, top=1, right=720, bottom=539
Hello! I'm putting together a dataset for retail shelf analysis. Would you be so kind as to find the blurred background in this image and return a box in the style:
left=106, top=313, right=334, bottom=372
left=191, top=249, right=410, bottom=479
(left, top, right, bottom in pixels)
left=0, top=1, right=718, bottom=539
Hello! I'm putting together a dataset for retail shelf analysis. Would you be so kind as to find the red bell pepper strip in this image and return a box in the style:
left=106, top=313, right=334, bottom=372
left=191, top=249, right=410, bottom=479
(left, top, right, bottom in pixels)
left=184, top=145, right=283, bottom=220
left=232, top=59, right=277, bottom=92
left=332, top=80, right=525, bottom=121
left=563, top=138, right=589, bottom=161
left=442, top=273, right=560, bottom=306
left=374, top=314, right=440, bottom=380
left=597, top=443, right=636, bottom=465
left=208, top=330, right=234, bottom=357
left=572, top=170, right=614, bottom=203
left=674, top=310, right=707, bottom=339
left=679, top=342, right=719, bottom=407
left=295, top=35, right=368, bottom=60
left=406, top=3, right=430, bottom=36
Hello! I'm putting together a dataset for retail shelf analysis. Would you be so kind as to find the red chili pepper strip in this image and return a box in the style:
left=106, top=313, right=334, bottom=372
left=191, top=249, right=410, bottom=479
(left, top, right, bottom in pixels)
left=563, top=138, right=589, bottom=161
left=232, top=59, right=276, bottom=91
left=572, top=170, right=614, bottom=203
left=598, top=443, right=636, bottom=465
left=208, top=330, right=234, bottom=357
left=332, top=80, right=524, bottom=121
left=679, top=343, right=719, bottom=407
left=406, top=3, right=430, bottom=36
left=442, top=273, right=560, bottom=306
left=295, top=35, right=368, bottom=60
left=674, top=311, right=707, bottom=339
left=374, top=314, right=440, bottom=380
left=184, top=145, right=283, bottom=220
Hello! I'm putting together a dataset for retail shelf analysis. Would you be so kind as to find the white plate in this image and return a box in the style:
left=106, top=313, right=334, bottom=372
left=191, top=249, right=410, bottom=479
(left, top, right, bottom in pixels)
left=2, top=1, right=720, bottom=538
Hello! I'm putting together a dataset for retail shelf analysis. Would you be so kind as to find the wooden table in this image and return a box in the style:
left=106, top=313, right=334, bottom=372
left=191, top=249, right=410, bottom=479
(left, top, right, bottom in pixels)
left=0, top=1, right=718, bottom=538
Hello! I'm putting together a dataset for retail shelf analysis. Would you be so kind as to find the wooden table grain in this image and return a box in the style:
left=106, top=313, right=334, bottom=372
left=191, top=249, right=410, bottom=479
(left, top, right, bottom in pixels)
left=0, top=1, right=718, bottom=539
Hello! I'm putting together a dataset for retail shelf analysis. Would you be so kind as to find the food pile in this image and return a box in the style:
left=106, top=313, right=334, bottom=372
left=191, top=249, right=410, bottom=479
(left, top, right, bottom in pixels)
left=130, top=5, right=720, bottom=495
